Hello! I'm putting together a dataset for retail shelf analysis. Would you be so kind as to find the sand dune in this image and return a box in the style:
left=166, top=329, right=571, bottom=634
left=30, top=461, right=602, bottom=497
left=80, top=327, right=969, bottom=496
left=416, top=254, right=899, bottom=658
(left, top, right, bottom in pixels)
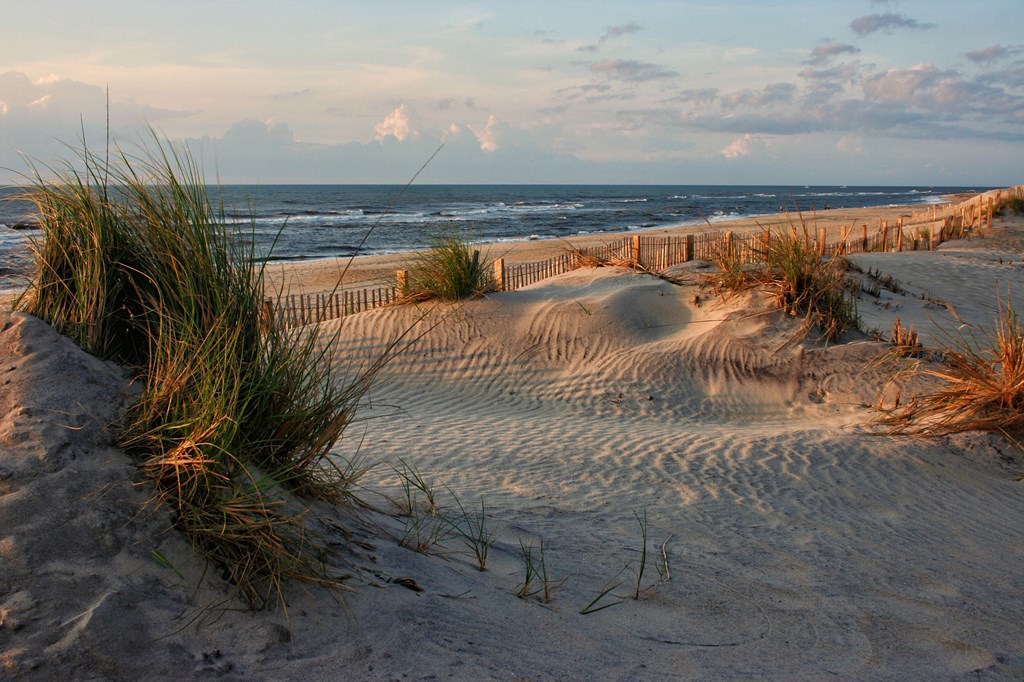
left=1, top=217, right=1022, bottom=679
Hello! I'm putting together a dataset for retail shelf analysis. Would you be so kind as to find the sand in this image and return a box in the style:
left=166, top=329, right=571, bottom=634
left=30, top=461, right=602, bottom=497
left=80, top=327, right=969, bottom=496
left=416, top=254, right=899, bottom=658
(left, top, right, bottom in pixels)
left=2, top=206, right=1023, bottom=680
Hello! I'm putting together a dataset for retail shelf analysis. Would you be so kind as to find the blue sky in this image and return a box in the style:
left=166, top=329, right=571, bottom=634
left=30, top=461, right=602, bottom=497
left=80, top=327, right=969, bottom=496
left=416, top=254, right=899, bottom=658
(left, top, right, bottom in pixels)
left=1, top=0, right=1021, bottom=185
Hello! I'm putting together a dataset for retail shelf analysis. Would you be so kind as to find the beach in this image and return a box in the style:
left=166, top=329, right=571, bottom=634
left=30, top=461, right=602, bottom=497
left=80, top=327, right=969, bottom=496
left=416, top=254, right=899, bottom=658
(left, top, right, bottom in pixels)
left=2, top=197, right=1023, bottom=680
left=261, top=200, right=959, bottom=296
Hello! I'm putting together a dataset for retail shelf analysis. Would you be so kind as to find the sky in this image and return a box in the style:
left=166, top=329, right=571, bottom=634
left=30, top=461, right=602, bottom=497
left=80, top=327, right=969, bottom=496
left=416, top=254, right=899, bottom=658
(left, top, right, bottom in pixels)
left=1, top=0, right=1022, bottom=185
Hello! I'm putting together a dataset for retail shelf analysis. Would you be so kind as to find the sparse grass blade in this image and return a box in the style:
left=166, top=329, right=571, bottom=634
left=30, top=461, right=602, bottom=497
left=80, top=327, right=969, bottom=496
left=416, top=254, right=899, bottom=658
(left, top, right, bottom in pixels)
left=580, top=564, right=629, bottom=615
left=516, top=539, right=539, bottom=599
left=449, top=491, right=498, bottom=571
left=580, top=583, right=626, bottom=615
left=634, top=508, right=649, bottom=600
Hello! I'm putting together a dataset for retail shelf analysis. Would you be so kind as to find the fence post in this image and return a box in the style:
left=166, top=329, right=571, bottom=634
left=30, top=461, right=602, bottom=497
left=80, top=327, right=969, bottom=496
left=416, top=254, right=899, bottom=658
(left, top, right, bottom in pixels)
left=631, top=235, right=641, bottom=266
left=396, top=269, right=407, bottom=297
left=684, top=234, right=695, bottom=262
left=862, top=224, right=868, bottom=251
left=724, top=231, right=733, bottom=257
left=840, top=225, right=848, bottom=255
left=896, top=219, right=904, bottom=252
left=493, top=258, right=505, bottom=291
left=818, top=227, right=827, bottom=256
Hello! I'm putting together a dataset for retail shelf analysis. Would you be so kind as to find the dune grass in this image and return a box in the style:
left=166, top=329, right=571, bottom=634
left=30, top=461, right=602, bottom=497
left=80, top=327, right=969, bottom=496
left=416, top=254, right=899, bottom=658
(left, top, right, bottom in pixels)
left=18, top=133, right=381, bottom=607
left=402, top=228, right=495, bottom=302
left=879, top=293, right=1024, bottom=438
left=997, top=196, right=1024, bottom=216
left=708, top=220, right=858, bottom=342
left=890, top=316, right=924, bottom=358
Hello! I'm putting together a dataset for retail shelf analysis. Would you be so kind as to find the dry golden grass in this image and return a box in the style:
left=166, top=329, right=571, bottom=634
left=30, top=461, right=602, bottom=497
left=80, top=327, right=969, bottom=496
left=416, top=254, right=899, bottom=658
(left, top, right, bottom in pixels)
left=879, top=293, right=1024, bottom=438
left=890, top=316, right=924, bottom=358
left=564, top=246, right=637, bottom=271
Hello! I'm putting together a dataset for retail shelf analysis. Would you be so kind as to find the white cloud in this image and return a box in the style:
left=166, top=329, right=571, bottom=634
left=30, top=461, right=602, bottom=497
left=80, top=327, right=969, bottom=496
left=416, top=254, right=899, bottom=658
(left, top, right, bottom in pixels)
left=441, top=122, right=462, bottom=141
left=374, top=104, right=418, bottom=142
left=721, top=133, right=763, bottom=159
left=469, top=114, right=501, bottom=152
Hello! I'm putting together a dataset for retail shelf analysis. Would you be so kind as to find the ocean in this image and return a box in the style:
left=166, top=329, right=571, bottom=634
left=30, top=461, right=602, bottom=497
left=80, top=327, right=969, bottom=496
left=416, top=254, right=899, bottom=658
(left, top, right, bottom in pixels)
left=0, top=184, right=990, bottom=292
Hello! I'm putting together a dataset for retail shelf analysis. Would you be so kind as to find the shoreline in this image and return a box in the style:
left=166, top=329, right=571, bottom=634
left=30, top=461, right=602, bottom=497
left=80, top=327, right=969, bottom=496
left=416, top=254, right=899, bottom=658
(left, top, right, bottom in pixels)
left=262, top=197, right=963, bottom=296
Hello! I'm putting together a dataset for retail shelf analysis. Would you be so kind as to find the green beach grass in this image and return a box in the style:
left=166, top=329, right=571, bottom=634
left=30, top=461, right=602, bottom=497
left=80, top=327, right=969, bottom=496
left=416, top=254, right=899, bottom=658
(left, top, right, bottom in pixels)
left=17, top=132, right=381, bottom=607
left=402, top=228, right=495, bottom=302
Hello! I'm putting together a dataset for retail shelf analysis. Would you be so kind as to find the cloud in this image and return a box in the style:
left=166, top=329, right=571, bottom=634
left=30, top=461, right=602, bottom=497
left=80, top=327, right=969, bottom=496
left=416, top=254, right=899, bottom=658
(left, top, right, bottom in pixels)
left=721, top=133, right=764, bottom=159
left=797, top=59, right=862, bottom=105
left=850, top=12, right=935, bottom=36
left=807, top=43, right=861, bottom=65
left=0, top=71, right=192, bottom=126
left=862, top=64, right=949, bottom=103
left=222, top=119, right=294, bottom=146
left=719, top=83, right=796, bottom=109
left=669, top=88, right=719, bottom=105
left=978, top=65, right=1024, bottom=88
left=601, top=23, right=641, bottom=42
left=469, top=114, right=501, bottom=152
left=577, top=22, right=642, bottom=53
left=590, top=59, right=678, bottom=82
left=619, top=41, right=1023, bottom=149
left=268, top=88, right=314, bottom=101
left=965, top=45, right=1022, bottom=65
left=0, top=71, right=196, bottom=177
left=374, top=104, right=418, bottom=142
left=557, top=83, right=613, bottom=101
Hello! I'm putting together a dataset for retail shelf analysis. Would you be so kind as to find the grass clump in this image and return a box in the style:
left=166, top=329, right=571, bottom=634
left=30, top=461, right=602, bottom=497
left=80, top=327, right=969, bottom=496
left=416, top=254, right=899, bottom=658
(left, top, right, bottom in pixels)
left=707, top=236, right=754, bottom=294
left=762, top=225, right=857, bottom=342
left=451, top=494, right=498, bottom=571
left=890, top=316, right=924, bottom=358
left=403, top=228, right=494, bottom=301
left=708, top=221, right=858, bottom=342
left=879, top=293, right=1024, bottom=438
left=18, top=132, right=381, bottom=608
left=516, top=538, right=559, bottom=603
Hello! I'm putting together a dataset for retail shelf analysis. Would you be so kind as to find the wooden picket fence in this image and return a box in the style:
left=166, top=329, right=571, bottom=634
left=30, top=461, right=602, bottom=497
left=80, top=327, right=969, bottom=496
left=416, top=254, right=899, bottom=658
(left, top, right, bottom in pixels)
left=271, top=285, right=400, bottom=327
left=270, top=185, right=1022, bottom=326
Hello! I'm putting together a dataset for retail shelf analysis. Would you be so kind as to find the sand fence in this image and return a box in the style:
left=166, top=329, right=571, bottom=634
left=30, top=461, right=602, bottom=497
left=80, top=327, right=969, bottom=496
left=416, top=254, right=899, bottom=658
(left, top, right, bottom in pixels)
left=270, top=186, right=1022, bottom=327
